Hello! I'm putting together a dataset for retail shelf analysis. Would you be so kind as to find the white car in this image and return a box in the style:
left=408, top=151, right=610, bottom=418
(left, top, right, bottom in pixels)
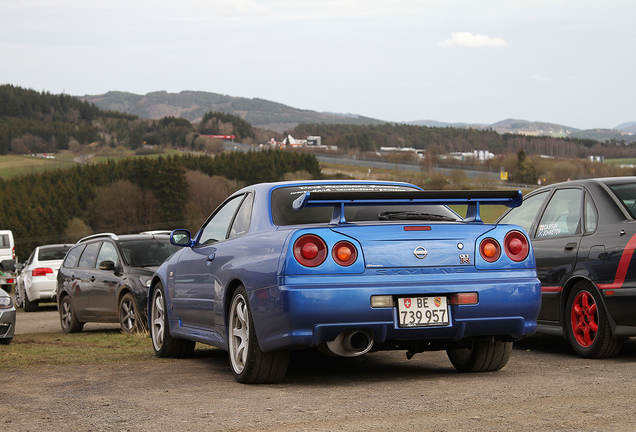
left=15, top=244, right=71, bottom=312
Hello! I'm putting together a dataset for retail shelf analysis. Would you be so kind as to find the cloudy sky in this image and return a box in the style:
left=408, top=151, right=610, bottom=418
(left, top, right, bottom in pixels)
left=1, top=0, right=634, bottom=129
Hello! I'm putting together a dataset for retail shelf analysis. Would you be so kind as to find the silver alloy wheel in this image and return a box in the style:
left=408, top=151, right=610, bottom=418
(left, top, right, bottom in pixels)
left=151, top=288, right=165, bottom=351
left=229, top=292, right=249, bottom=374
left=60, top=298, right=72, bottom=330
left=119, top=295, right=136, bottom=332
left=14, top=284, right=23, bottom=308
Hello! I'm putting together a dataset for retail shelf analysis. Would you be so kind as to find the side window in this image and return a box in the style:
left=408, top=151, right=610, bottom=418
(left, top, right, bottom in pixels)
left=198, top=195, right=244, bottom=246
left=228, top=193, right=254, bottom=240
left=77, top=242, right=101, bottom=269
left=585, top=193, right=598, bottom=233
left=498, top=190, right=550, bottom=234
left=63, top=244, right=86, bottom=268
left=0, top=235, right=8, bottom=249
left=25, top=251, right=35, bottom=266
left=96, top=242, right=119, bottom=268
left=536, top=189, right=582, bottom=238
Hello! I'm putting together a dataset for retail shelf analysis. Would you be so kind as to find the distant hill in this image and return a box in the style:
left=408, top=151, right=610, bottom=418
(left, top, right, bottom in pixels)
left=616, top=122, right=636, bottom=134
left=407, top=118, right=582, bottom=138
left=80, top=91, right=385, bottom=133
left=488, top=119, right=577, bottom=136
left=569, top=128, right=636, bottom=143
left=80, top=90, right=635, bottom=142
left=409, top=118, right=635, bottom=144
left=406, top=120, right=487, bottom=129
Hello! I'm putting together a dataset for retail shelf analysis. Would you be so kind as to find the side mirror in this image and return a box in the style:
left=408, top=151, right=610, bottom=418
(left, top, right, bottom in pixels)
left=98, top=260, right=116, bottom=271
left=171, top=229, right=192, bottom=247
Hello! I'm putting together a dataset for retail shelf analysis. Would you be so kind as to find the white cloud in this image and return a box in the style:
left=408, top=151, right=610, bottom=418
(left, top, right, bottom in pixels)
left=438, top=32, right=508, bottom=48
left=531, top=74, right=552, bottom=84
left=188, top=0, right=269, bottom=17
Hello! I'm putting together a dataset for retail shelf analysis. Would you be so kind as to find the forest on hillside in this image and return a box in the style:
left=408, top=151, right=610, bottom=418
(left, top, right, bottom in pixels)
left=291, top=123, right=636, bottom=160
left=4, top=85, right=636, bottom=161
left=0, top=151, right=321, bottom=259
left=0, top=85, right=255, bottom=155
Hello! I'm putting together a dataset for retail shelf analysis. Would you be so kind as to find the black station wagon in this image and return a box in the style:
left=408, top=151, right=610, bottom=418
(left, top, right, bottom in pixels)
left=57, top=233, right=179, bottom=333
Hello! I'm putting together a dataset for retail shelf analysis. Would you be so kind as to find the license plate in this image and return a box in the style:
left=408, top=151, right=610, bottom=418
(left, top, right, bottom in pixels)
left=398, top=296, right=449, bottom=327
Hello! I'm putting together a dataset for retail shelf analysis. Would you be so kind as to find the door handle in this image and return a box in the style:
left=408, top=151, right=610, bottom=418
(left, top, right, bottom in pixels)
left=564, top=242, right=578, bottom=252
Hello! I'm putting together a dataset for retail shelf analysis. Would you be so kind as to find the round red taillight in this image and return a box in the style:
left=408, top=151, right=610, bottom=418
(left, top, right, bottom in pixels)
left=479, top=238, right=501, bottom=263
left=332, top=241, right=358, bottom=266
left=504, top=230, right=529, bottom=262
left=293, top=234, right=327, bottom=267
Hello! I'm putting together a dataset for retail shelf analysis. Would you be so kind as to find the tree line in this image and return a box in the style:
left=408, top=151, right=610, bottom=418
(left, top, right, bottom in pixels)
left=0, top=150, right=321, bottom=259
left=0, top=85, right=256, bottom=154
left=291, top=123, right=636, bottom=159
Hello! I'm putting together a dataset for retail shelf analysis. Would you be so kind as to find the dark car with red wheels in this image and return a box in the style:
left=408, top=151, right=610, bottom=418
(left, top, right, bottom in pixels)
left=498, top=176, right=636, bottom=358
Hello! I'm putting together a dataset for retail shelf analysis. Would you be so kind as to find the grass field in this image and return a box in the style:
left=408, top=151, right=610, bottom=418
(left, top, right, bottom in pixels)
left=1, top=330, right=217, bottom=370
left=0, top=150, right=184, bottom=179
left=1, top=331, right=155, bottom=369
left=604, top=158, right=636, bottom=166
left=0, top=155, right=77, bottom=179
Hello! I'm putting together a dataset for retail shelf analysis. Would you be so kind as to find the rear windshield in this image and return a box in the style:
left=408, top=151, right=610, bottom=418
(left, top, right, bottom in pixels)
left=38, top=246, right=71, bottom=261
left=608, top=182, right=636, bottom=218
left=271, top=184, right=459, bottom=226
left=119, top=239, right=180, bottom=267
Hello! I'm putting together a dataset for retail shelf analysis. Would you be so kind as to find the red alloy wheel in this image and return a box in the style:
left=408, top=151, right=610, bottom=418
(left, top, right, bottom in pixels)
left=570, top=290, right=598, bottom=347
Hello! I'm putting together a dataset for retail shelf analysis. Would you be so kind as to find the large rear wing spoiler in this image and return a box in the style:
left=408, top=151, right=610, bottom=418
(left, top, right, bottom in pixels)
left=292, top=189, right=523, bottom=224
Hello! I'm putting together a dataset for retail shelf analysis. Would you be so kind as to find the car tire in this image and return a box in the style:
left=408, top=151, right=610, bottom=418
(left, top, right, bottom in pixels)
left=150, top=282, right=195, bottom=358
left=565, top=282, right=623, bottom=358
left=59, top=295, right=84, bottom=333
left=23, top=290, right=38, bottom=312
left=14, top=284, right=24, bottom=309
left=228, top=286, right=289, bottom=384
left=447, top=336, right=513, bottom=372
left=0, top=337, right=12, bottom=345
left=119, top=293, right=142, bottom=334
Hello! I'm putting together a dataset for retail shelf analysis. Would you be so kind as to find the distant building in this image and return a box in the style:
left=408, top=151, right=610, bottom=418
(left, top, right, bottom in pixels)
left=379, top=147, right=425, bottom=158
left=307, top=136, right=322, bottom=146
left=450, top=150, right=494, bottom=161
left=588, top=155, right=604, bottom=163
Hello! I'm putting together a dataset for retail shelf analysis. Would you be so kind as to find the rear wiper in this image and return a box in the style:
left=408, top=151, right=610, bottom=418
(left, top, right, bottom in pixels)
left=378, top=211, right=456, bottom=221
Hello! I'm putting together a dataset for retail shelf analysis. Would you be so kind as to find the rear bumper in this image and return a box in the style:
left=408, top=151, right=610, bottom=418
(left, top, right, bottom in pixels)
left=250, top=274, right=542, bottom=352
left=26, top=279, right=58, bottom=302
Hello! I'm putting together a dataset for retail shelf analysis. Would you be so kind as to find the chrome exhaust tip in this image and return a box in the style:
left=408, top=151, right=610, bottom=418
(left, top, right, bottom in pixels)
left=326, top=330, right=374, bottom=357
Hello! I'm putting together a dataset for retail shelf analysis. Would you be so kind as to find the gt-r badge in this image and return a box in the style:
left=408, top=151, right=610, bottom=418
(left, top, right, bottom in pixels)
left=413, top=246, right=428, bottom=259
left=459, top=254, right=471, bottom=264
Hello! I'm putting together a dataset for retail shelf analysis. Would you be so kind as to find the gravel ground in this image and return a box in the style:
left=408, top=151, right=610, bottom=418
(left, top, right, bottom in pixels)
left=12, top=304, right=120, bottom=334
left=2, top=306, right=636, bottom=431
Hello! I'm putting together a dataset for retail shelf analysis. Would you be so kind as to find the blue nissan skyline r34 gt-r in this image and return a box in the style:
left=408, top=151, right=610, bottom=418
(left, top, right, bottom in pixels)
left=149, top=181, right=541, bottom=383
